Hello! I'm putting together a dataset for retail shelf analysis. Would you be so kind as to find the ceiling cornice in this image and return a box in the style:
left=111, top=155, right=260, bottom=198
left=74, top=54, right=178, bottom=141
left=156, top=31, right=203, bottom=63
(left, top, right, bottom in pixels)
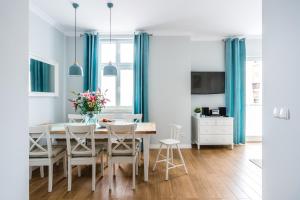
left=29, top=3, right=262, bottom=42
left=30, top=2, right=66, bottom=34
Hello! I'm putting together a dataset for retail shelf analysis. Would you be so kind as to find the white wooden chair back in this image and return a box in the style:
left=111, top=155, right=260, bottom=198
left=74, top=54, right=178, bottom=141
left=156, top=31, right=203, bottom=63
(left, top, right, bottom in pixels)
left=107, top=124, right=137, bottom=156
left=29, top=125, right=52, bottom=158
left=123, top=114, right=143, bottom=123
left=65, top=125, right=96, bottom=157
left=98, top=113, right=120, bottom=121
left=170, top=124, right=183, bottom=141
left=68, top=114, right=84, bottom=123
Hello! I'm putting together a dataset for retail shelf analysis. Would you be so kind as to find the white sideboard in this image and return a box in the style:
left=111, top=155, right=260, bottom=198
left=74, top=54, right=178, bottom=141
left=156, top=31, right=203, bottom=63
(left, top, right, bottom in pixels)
left=192, top=116, right=234, bottom=150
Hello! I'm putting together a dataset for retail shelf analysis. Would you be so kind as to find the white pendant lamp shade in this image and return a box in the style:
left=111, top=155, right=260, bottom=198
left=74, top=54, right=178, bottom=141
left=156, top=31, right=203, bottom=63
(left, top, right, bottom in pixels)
left=103, top=2, right=117, bottom=76
left=69, top=2, right=83, bottom=76
left=69, top=61, right=83, bottom=76
left=103, top=61, right=118, bottom=76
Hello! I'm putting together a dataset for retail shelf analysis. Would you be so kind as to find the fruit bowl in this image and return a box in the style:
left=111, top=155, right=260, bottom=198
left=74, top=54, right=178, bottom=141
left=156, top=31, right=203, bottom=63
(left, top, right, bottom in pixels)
left=98, top=118, right=113, bottom=128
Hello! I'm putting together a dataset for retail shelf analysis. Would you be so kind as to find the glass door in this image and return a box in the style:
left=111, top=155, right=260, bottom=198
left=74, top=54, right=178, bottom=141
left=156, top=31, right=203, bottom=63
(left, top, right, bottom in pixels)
left=246, top=58, right=262, bottom=141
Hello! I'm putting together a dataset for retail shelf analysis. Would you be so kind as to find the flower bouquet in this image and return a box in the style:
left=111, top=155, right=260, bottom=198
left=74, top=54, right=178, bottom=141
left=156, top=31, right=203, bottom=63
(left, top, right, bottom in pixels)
left=69, top=89, right=109, bottom=124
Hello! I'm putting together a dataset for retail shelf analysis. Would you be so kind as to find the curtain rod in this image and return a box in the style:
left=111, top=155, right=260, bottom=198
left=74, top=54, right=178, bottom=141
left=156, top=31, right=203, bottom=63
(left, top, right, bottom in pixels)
left=79, top=33, right=153, bottom=38
left=222, top=35, right=246, bottom=41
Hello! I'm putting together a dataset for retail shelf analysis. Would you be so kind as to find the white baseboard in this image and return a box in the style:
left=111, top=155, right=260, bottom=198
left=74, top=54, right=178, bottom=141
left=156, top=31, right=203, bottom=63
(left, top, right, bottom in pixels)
left=150, top=144, right=192, bottom=149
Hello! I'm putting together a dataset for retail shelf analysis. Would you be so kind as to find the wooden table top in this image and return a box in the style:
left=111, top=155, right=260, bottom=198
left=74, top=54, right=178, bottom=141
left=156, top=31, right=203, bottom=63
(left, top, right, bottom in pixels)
left=48, top=122, right=157, bottom=135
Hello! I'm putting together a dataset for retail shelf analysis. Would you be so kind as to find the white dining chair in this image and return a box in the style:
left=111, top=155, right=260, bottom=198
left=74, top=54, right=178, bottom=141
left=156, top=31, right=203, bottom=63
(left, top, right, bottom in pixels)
left=152, top=124, right=188, bottom=180
left=122, top=114, right=143, bottom=123
left=107, top=123, right=139, bottom=190
left=66, top=114, right=86, bottom=174
left=65, top=124, right=104, bottom=191
left=122, top=114, right=143, bottom=166
left=96, top=114, right=142, bottom=171
left=98, top=113, right=120, bottom=121
left=54, top=114, right=84, bottom=146
left=29, top=125, right=67, bottom=192
left=68, top=114, right=84, bottom=123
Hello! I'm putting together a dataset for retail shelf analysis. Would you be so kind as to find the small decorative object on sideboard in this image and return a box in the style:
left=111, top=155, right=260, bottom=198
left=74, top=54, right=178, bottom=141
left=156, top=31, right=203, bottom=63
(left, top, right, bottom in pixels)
left=202, top=107, right=210, bottom=116
left=194, top=107, right=202, bottom=118
left=69, top=89, right=109, bottom=125
left=211, top=108, right=220, bottom=116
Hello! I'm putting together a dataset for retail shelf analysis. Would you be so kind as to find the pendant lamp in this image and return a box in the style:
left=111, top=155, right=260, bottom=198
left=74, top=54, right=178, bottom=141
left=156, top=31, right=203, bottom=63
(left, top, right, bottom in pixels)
left=103, top=2, right=117, bottom=76
left=68, top=3, right=83, bottom=76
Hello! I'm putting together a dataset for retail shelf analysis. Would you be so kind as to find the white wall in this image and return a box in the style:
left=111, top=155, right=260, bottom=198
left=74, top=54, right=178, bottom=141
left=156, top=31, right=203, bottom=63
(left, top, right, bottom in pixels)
left=191, top=41, right=225, bottom=110
left=65, top=36, right=84, bottom=117
left=246, top=38, right=262, bottom=58
left=190, top=39, right=262, bottom=112
left=29, top=12, right=66, bottom=125
left=263, top=0, right=300, bottom=199
left=148, top=36, right=191, bottom=146
left=0, top=0, right=29, bottom=199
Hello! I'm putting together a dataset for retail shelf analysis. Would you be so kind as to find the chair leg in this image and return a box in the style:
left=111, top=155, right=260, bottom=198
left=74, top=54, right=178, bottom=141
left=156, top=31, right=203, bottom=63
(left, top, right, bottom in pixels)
left=77, top=165, right=81, bottom=177
left=92, top=161, right=96, bottom=191
left=113, top=164, right=116, bottom=176
left=40, top=166, right=44, bottom=178
left=135, top=156, right=139, bottom=176
left=29, top=166, right=32, bottom=180
left=63, top=154, right=67, bottom=178
left=152, top=143, right=163, bottom=171
left=67, top=157, right=72, bottom=191
left=165, top=145, right=170, bottom=181
left=100, top=152, right=104, bottom=177
left=171, top=145, right=174, bottom=164
left=132, top=158, right=136, bottom=190
left=48, top=162, right=53, bottom=192
left=108, top=159, right=113, bottom=191
left=105, top=153, right=109, bottom=168
left=176, top=144, right=188, bottom=174
left=138, top=145, right=142, bottom=167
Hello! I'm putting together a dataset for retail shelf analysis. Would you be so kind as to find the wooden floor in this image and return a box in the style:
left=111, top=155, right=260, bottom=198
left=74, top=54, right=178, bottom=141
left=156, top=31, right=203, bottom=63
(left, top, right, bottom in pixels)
left=30, top=143, right=262, bottom=200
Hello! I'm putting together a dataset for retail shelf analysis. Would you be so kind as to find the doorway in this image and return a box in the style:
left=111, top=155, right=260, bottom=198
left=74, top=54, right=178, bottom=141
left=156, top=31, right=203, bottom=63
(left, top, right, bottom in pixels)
left=246, top=58, right=262, bottom=142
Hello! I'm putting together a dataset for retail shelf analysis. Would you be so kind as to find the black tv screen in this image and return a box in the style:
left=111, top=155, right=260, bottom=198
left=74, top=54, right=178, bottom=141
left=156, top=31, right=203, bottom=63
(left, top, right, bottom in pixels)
left=191, top=72, right=225, bottom=94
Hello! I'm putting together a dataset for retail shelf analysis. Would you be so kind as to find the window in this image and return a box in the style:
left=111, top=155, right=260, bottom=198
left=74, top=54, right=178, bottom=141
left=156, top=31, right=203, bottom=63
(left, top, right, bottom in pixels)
left=99, top=39, right=134, bottom=110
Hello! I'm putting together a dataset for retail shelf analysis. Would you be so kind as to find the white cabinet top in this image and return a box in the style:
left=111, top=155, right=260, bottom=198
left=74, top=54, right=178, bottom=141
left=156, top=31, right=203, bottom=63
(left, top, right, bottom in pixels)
left=192, top=116, right=234, bottom=120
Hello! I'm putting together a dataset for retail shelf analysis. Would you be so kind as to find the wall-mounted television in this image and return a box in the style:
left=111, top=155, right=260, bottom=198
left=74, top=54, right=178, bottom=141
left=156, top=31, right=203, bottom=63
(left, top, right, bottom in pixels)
left=191, top=72, right=225, bottom=94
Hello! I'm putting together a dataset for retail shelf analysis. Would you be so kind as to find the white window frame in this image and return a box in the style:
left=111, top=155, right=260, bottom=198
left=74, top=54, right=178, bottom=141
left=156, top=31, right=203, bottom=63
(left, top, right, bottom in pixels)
left=99, top=38, right=134, bottom=113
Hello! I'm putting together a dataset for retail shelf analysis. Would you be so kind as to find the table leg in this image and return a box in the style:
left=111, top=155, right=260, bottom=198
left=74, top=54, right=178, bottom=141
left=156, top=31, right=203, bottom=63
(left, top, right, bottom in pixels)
left=143, top=135, right=150, bottom=182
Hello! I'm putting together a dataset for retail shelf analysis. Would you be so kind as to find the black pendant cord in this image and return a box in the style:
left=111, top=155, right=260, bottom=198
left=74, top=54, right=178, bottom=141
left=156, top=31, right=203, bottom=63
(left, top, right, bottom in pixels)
left=109, top=7, right=111, bottom=44
left=74, top=7, right=77, bottom=62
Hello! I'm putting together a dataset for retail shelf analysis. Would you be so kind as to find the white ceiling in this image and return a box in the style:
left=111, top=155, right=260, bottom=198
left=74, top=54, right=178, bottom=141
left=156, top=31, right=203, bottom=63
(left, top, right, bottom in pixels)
left=30, top=0, right=262, bottom=40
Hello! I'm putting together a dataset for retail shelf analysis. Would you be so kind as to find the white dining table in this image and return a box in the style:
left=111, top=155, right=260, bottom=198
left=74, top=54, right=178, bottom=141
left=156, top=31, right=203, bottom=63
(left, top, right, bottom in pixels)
left=31, top=122, right=156, bottom=182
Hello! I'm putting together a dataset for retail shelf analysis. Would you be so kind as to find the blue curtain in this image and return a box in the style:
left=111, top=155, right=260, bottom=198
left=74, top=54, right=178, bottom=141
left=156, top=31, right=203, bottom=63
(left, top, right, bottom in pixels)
left=134, top=32, right=150, bottom=122
left=30, top=59, right=50, bottom=92
left=83, top=33, right=99, bottom=92
left=225, top=38, right=246, bottom=144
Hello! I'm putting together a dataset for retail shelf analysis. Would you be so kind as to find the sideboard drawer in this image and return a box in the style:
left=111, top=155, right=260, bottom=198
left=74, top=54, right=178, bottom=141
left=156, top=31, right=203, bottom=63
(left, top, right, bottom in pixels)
left=199, top=126, right=233, bottom=135
left=216, top=119, right=233, bottom=126
left=199, top=135, right=233, bottom=145
left=198, top=118, right=233, bottom=126
left=199, top=119, right=216, bottom=126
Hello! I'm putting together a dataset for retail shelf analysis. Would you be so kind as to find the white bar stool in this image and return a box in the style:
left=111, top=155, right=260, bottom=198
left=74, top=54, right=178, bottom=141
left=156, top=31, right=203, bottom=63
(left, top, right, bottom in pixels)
left=152, top=124, right=188, bottom=180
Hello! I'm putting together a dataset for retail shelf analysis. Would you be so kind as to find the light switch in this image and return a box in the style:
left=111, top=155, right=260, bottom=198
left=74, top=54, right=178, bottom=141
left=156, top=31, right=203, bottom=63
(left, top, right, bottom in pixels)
left=273, top=107, right=279, bottom=118
left=279, top=108, right=290, bottom=120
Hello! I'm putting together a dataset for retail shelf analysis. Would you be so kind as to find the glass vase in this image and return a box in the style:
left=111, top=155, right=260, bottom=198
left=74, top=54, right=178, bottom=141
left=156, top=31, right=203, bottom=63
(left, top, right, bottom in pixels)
left=84, top=112, right=98, bottom=125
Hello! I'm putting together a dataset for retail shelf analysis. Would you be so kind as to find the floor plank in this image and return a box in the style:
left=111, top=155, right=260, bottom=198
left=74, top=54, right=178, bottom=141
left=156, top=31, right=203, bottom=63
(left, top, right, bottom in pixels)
left=30, top=143, right=262, bottom=200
